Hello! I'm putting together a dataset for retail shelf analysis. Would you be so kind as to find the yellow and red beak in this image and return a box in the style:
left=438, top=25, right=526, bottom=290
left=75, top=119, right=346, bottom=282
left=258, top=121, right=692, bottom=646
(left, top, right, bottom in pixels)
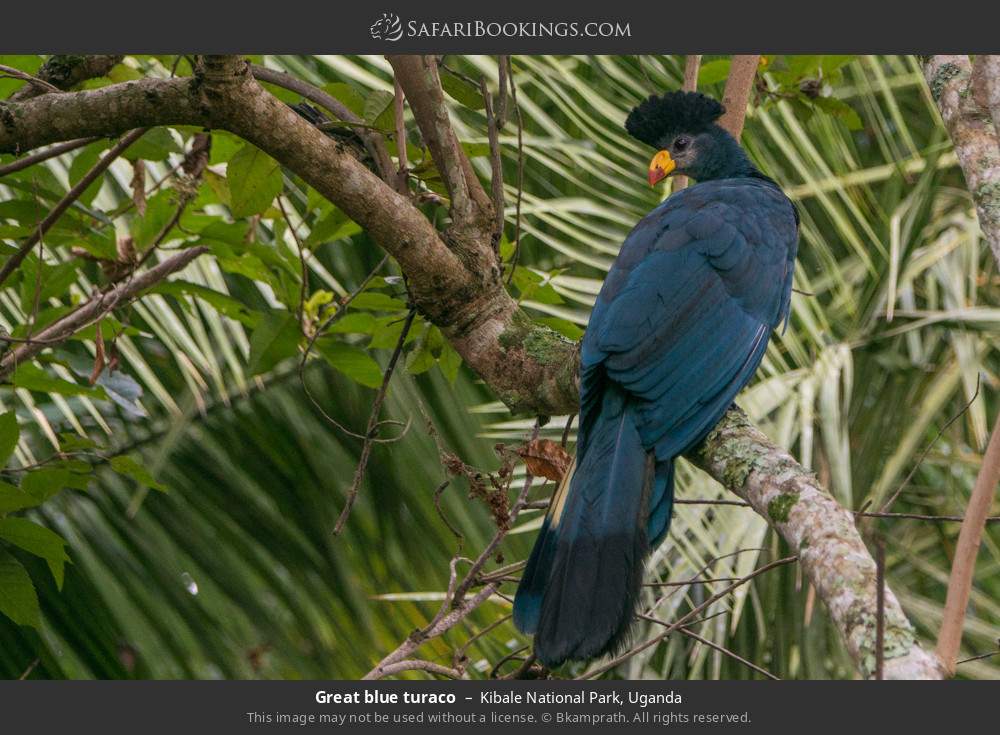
left=647, top=149, right=676, bottom=187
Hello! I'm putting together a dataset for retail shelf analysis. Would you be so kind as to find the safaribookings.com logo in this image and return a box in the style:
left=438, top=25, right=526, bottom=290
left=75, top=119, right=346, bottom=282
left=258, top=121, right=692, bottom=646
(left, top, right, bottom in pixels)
left=369, top=13, right=631, bottom=41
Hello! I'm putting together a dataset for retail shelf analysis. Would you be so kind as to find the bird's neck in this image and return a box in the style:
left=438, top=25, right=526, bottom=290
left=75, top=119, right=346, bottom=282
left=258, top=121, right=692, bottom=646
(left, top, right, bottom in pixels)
left=695, top=127, right=760, bottom=181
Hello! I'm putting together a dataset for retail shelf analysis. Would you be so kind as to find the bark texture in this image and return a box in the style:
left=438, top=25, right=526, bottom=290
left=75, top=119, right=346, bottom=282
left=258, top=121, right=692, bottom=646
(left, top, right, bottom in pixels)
left=924, top=56, right=1000, bottom=266
left=694, top=409, right=945, bottom=679
left=8, top=54, right=123, bottom=102
left=0, top=55, right=947, bottom=678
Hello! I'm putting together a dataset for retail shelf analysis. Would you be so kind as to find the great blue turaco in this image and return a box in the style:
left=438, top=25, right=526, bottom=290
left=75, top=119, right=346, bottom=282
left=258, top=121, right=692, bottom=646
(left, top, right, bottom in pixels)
left=512, top=91, right=799, bottom=667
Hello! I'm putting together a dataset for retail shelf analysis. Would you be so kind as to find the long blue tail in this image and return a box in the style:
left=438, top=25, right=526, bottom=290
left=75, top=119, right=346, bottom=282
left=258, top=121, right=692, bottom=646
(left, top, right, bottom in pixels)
left=513, top=384, right=675, bottom=667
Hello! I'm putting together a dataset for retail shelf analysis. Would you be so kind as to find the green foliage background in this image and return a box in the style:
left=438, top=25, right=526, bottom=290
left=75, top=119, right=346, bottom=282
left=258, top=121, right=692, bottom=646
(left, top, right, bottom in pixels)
left=0, top=54, right=998, bottom=679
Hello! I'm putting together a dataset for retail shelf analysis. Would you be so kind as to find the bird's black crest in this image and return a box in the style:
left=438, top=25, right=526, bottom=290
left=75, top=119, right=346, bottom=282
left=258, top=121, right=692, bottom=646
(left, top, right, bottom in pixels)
left=625, top=91, right=725, bottom=147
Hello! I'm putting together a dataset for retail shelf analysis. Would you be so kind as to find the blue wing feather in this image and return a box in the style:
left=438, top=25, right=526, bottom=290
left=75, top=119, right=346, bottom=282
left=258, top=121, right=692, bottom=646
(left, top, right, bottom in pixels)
left=516, top=175, right=798, bottom=665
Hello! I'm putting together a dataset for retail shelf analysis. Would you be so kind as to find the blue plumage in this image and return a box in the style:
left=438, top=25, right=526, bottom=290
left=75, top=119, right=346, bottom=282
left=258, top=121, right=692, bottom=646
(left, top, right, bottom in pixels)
left=514, top=91, right=799, bottom=667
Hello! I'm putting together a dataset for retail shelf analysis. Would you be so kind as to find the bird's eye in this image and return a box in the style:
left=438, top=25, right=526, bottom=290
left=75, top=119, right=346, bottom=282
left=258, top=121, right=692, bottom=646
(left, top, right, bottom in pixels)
left=674, top=136, right=690, bottom=151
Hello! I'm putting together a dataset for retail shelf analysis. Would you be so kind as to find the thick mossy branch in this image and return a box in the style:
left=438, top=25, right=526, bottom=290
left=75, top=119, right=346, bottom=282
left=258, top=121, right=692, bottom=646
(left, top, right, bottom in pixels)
left=0, top=54, right=945, bottom=679
left=924, top=56, right=1000, bottom=267
left=691, top=407, right=945, bottom=679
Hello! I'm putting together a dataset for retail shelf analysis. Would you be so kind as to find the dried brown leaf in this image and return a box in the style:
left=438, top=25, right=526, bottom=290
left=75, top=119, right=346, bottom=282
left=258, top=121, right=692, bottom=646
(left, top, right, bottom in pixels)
left=130, top=159, right=146, bottom=216
left=88, top=320, right=105, bottom=385
left=516, top=438, right=571, bottom=482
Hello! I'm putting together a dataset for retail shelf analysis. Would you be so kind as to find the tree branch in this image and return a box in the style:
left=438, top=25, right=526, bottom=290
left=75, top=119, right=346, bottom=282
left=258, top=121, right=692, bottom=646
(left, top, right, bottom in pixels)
left=0, top=246, right=208, bottom=379
left=718, top=55, right=760, bottom=138
left=387, top=55, right=494, bottom=249
left=935, top=409, right=1000, bottom=673
left=924, top=55, right=1000, bottom=675
left=0, top=137, right=99, bottom=178
left=0, top=55, right=942, bottom=679
left=924, top=55, right=1000, bottom=266
left=0, top=128, right=146, bottom=288
left=691, top=408, right=944, bottom=679
left=0, top=55, right=577, bottom=415
left=0, top=76, right=203, bottom=154
left=8, top=55, right=123, bottom=102
left=249, top=63, right=396, bottom=186
left=672, top=54, right=702, bottom=192
left=972, top=55, right=1000, bottom=141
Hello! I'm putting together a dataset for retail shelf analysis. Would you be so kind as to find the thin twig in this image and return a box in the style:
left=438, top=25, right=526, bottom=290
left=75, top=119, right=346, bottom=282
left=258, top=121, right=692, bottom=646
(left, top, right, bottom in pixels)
left=393, top=78, right=409, bottom=194
left=365, top=421, right=540, bottom=680
left=0, top=63, right=60, bottom=94
left=0, top=137, right=99, bottom=178
left=489, top=645, right=531, bottom=679
left=333, top=308, right=417, bottom=535
left=504, top=56, right=524, bottom=285
left=456, top=613, right=512, bottom=668
left=298, top=255, right=391, bottom=441
left=366, top=659, right=463, bottom=679
left=956, top=646, right=1000, bottom=666
left=277, top=197, right=309, bottom=331
left=250, top=64, right=395, bottom=185
left=936, top=408, right=1000, bottom=673
left=453, top=421, right=540, bottom=603
left=0, top=128, right=146, bottom=288
left=875, top=536, right=886, bottom=680
left=672, top=496, right=1000, bottom=523
left=675, top=624, right=780, bottom=680
left=17, top=658, right=40, bottom=680
left=583, top=555, right=798, bottom=679
left=0, top=247, right=207, bottom=379
left=495, top=56, right=509, bottom=129
left=880, top=375, right=980, bottom=513
left=672, top=54, right=701, bottom=192
left=480, top=75, right=505, bottom=253
left=560, top=414, right=576, bottom=448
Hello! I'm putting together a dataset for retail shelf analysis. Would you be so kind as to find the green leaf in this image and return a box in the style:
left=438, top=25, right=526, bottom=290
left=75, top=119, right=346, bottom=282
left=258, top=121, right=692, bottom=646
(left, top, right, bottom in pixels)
left=363, top=89, right=395, bottom=133
left=368, top=316, right=421, bottom=349
left=440, top=67, right=485, bottom=110
left=0, top=549, right=40, bottom=628
left=96, top=371, right=147, bottom=419
left=306, top=207, right=361, bottom=246
left=325, top=313, right=376, bottom=335
left=512, top=267, right=563, bottom=304
left=698, top=59, right=731, bottom=86
left=324, top=83, right=365, bottom=117
left=0, top=412, right=18, bottom=467
left=812, top=96, right=864, bottom=131
left=109, top=454, right=167, bottom=493
left=20, top=259, right=79, bottom=313
left=0, top=518, right=70, bottom=589
left=227, top=143, right=283, bottom=218
left=315, top=340, right=383, bottom=388
left=405, top=342, right=437, bottom=375
left=131, top=189, right=177, bottom=250
left=0, top=199, right=48, bottom=225
left=67, top=142, right=108, bottom=206
left=248, top=311, right=300, bottom=375
left=535, top=316, right=584, bottom=341
left=123, top=127, right=182, bottom=162
left=21, top=468, right=72, bottom=504
left=69, top=229, right=117, bottom=260
left=461, top=142, right=491, bottom=158
left=349, top=292, right=407, bottom=312
left=0, top=480, right=42, bottom=514
left=11, top=363, right=104, bottom=399
left=57, top=433, right=100, bottom=453
left=209, top=131, right=244, bottom=164
left=151, top=280, right=258, bottom=327
left=438, top=341, right=462, bottom=383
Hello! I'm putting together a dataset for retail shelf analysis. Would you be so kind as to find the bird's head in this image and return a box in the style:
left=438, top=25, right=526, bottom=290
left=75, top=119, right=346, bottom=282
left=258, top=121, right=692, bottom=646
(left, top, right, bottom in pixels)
left=625, top=90, right=755, bottom=186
